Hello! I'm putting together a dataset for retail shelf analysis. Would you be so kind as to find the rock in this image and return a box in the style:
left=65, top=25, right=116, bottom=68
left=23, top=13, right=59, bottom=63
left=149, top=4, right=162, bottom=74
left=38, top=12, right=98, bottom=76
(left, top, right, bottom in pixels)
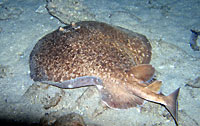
left=35, top=4, right=48, bottom=14
left=0, top=4, right=23, bottom=20
left=23, top=82, right=65, bottom=109
left=46, top=0, right=95, bottom=24
left=186, top=76, right=200, bottom=88
left=0, top=64, right=10, bottom=78
left=40, top=112, right=86, bottom=126
left=54, top=113, right=85, bottom=126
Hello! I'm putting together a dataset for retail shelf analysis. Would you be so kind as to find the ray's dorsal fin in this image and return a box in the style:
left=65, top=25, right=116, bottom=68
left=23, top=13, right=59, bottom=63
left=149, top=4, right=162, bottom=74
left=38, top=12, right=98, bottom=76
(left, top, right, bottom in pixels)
left=145, top=81, right=162, bottom=93
left=127, top=64, right=155, bottom=82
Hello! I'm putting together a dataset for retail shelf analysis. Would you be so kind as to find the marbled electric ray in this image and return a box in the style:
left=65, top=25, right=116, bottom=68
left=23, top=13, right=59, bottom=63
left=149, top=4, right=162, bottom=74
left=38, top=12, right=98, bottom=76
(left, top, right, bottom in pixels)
left=29, top=21, right=180, bottom=125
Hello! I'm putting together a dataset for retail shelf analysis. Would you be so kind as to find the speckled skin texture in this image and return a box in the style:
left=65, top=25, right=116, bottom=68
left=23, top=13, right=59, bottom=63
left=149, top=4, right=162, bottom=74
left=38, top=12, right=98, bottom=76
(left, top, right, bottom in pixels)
left=29, top=21, right=152, bottom=109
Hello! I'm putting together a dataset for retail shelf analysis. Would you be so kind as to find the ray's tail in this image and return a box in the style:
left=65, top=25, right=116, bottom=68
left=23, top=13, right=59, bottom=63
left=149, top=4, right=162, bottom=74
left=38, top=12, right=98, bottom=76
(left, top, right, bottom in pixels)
left=163, top=88, right=180, bottom=125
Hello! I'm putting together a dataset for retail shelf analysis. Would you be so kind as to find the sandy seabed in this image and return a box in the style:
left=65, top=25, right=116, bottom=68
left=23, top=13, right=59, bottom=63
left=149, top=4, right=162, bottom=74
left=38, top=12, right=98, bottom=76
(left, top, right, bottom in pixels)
left=0, top=0, right=199, bottom=125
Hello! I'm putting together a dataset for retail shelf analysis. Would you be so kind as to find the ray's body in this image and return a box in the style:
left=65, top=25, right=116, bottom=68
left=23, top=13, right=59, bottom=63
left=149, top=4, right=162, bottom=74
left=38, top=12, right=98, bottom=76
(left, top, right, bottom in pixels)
left=29, top=21, right=179, bottom=125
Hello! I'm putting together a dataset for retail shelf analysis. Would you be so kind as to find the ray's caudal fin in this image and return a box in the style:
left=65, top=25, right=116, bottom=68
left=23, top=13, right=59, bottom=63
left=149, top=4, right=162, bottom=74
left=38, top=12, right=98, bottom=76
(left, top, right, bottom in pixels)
left=163, top=88, right=180, bottom=125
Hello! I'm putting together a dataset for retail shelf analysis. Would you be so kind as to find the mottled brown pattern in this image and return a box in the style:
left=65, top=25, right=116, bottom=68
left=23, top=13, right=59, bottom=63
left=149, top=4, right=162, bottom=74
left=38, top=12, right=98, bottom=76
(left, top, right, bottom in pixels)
left=29, top=21, right=152, bottom=109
